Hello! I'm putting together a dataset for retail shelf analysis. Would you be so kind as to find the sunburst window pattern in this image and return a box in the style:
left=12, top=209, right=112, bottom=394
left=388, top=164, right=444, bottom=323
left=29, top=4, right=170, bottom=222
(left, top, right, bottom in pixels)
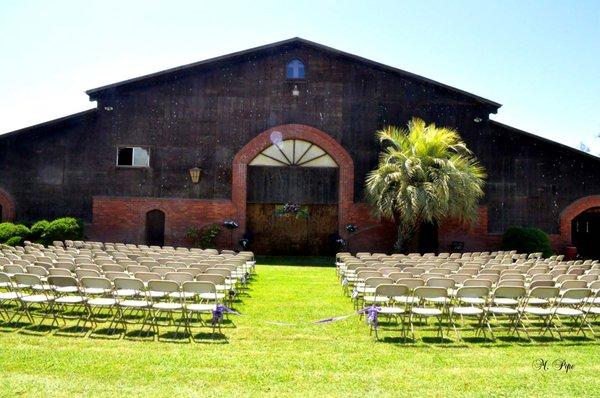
left=249, top=139, right=338, bottom=168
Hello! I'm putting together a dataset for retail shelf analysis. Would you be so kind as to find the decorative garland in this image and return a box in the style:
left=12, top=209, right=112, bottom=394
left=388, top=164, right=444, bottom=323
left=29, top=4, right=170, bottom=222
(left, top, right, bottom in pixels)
left=274, top=203, right=309, bottom=219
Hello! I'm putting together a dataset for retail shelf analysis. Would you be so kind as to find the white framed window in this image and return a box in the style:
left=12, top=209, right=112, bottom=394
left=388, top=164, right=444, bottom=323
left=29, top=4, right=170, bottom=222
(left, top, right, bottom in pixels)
left=116, top=146, right=150, bottom=167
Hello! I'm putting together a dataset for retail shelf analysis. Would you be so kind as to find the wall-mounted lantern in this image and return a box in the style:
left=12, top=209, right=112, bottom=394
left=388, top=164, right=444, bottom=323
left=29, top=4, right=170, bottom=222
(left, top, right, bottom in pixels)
left=189, top=167, right=202, bottom=184
left=292, top=84, right=300, bottom=97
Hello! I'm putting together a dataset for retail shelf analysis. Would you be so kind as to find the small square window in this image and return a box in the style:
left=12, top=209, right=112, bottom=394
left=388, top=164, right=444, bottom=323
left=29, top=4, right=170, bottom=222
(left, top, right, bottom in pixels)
left=117, top=147, right=150, bottom=167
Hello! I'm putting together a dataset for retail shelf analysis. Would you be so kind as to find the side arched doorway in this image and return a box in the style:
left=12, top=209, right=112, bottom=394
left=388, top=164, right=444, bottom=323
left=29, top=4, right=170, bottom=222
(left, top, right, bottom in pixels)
left=145, top=209, right=165, bottom=246
left=0, top=188, right=16, bottom=222
left=560, top=196, right=600, bottom=259
left=571, top=207, right=600, bottom=258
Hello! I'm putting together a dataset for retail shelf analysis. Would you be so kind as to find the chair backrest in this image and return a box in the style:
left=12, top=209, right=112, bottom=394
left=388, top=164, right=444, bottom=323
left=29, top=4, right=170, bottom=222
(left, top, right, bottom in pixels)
left=560, top=280, right=587, bottom=290
left=76, top=269, right=101, bottom=278
left=4, top=265, right=25, bottom=274
left=25, top=265, right=48, bottom=277
left=49, top=268, right=72, bottom=276
left=182, top=281, right=216, bottom=295
left=134, top=272, right=162, bottom=283
left=497, top=279, right=524, bottom=287
left=47, top=275, right=78, bottom=288
left=414, top=286, right=447, bottom=299
left=531, top=274, right=553, bottom=282
left=114, top=277, right=145, bottom=292
left=54, top=262, right=77, bottom=271
left=375, top=283, right=408, bottom=298
left=529, top=280, right=555, bottom=289
left=395, top=278, right=425, bottom=290
left=556, top=274, right=578, bottom=284
left=492, top=286, right=527, bottom=299
left=404, top=267, right=425, bottom=277
left=455, top=286, right=489, bottom=299
left=463, top=278, right=493, bottom=288
left=127, top=265, right=150, bottom=274
left=364, top=277, right=393, bottom=288
left=104, top=271, right=130, bottom=281
left=207, top=268, right=232, bottom=278
left=559, top=288, right=590, bottom=301
left=164, top=272, right=194, bottom=284
left=102, top=264, right=125, bottom=273
left=150, top=266, right=176, bottom=277
left=13, top=273, right=43, bottom=287
left=196, top=274, right=225, bottom=285
left=80, top=277, right=113, bottom=291
left=528, top=286, right=559, bottom=300
left=148, top=280, right=180, bottom=294
left=426, top=277, right=455, bottom=289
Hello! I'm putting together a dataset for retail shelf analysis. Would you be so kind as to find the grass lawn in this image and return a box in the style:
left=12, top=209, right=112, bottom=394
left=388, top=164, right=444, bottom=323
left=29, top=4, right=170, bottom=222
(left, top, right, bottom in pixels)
left=1, top=262, right=600, bottom=397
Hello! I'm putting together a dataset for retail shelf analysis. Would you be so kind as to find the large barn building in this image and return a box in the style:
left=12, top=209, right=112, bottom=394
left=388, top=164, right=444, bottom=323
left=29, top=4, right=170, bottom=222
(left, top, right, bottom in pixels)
left=1, top=38, right=599, bottom=256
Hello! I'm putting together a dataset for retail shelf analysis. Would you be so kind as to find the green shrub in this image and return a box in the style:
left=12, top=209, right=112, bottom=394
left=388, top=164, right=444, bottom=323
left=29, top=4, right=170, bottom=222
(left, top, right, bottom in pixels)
left=501, top=226, right=553, bottom=257
left=186, top=223, right=222, bottom=249
left=0, top=222, right=30, bottom=243
left=30, top=220, right=50, bottom=242
left=5, top=236, right=23, bottom=246
left=42, top=217, right=83, bottom=243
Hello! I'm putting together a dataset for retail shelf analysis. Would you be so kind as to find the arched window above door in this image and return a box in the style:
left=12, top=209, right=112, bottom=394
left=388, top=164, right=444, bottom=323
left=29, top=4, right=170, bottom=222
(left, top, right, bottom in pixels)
left=249, top=139, right=338, bottom=168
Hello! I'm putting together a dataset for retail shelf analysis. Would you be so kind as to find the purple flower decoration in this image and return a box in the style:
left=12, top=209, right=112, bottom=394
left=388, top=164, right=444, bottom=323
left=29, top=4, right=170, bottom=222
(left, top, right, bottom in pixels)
left=358, top=305, right=381, bottom=330
left=211, top=304, right=240, bottom=326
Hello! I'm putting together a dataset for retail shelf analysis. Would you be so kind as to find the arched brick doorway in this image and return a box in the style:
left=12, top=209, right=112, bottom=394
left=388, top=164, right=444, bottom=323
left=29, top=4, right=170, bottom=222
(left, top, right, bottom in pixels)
left=232, top=124, right=354, bottom=253
left=560, top=196, right=600, bottom=257
left=145, top=209, right=165, bottom=246
left=0, top=188, right=16, bottom=222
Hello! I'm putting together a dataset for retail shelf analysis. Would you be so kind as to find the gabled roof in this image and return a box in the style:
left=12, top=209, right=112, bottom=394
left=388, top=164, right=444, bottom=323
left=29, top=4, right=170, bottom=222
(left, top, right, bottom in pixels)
left=490, top=120, right=600, bottom=162
left=0, top=109, right=96, bottom=139
left=85, top=37, right=501, bottom=110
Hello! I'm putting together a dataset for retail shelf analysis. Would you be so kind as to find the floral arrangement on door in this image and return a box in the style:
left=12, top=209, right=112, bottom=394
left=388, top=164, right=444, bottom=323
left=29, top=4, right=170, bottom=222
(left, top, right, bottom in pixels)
left=274, top=203, right=309, bottom=219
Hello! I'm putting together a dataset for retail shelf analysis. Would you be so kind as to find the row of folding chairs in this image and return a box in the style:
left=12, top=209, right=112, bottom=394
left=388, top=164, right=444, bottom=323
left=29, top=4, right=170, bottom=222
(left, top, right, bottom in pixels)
left=0, top=272, right=231, bottom=338
left=359, top=283, right=600, bottom=341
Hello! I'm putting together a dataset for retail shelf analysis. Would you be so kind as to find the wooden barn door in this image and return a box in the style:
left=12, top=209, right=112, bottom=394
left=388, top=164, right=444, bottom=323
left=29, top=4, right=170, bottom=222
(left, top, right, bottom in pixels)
left=246, top=204, right=338, bottom=255
left=145, top=209, right=165, bottom=246
left=246, top=159, right=339, bottom=255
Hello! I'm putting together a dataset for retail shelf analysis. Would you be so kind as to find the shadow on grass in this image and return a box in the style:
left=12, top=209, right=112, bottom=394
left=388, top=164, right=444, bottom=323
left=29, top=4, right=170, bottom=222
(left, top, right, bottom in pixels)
left=89, top=327, right=126, bottom=339
left=256, top=256, right=335, bottom=267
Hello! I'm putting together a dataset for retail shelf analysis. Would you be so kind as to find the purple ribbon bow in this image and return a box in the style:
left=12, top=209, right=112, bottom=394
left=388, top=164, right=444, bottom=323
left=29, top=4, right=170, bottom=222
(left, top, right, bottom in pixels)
left=358, top=305, right=381, bottom=330
left=211, top=304, right=240, bottom=326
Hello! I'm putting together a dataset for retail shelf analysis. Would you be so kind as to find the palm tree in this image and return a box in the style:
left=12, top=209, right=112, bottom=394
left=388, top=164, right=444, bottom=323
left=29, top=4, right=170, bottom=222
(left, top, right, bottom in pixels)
left=366, top=118, right=486, bottom=252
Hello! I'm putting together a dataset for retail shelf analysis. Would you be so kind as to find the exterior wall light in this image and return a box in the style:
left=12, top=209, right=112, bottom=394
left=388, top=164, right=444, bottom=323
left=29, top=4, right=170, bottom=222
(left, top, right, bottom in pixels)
left=292, top=84, right=300, bottom=97
left=473, top=117, right=483, bottom=123
left=189, top=167, right=202, bottom=184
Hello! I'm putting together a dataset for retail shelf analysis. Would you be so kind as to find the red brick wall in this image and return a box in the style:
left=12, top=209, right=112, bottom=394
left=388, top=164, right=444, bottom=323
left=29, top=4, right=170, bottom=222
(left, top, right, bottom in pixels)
left=89, top=125, right=600, bottom=255
left=90, top=197, right=238, bottom=248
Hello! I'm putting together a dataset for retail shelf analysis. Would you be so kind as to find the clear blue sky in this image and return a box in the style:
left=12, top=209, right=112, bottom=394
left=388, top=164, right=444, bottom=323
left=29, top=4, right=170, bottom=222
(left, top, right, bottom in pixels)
left=1, top=0, right=598, bottom=153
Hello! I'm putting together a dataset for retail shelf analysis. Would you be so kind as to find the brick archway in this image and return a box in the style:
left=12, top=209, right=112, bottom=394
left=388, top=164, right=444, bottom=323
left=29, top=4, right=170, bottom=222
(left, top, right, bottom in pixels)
left=0, top=188, right=16, bottom=221
left=232, top=124, right=354, bottom=235
left=559, top=195, right=600, bottom=245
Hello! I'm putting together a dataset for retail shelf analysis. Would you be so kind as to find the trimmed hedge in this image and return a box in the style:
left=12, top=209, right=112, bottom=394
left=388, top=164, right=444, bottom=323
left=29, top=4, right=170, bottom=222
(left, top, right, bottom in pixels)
left=30, top=220, right=50, bottom=241
left=0, top=222, right=30, bottom=243
left=41, top=217, right=83, bottom=244
left=0, top=217, right=83, bottom=245
left=501, top=226, right=553, bottom=257
left=5, top=236, right=24, bottom=246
